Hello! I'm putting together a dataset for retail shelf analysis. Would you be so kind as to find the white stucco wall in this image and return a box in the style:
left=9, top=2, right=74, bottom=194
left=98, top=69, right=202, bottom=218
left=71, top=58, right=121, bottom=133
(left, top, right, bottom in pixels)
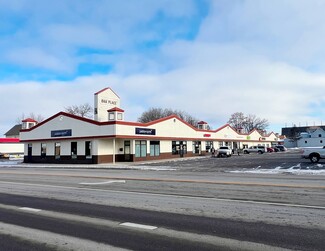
left=20, top=114, right=115, bottom=141
left=20, top=112, right=278, bottom=159
left=94, top=88, right=120, bottom=122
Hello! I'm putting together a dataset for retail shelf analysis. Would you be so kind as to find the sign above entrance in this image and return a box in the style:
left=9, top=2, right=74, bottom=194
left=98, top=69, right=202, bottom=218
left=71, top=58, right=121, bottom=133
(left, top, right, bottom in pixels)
left=51, top=129, right=72, bottom=137
left=135, top=127, right=156, bottom=135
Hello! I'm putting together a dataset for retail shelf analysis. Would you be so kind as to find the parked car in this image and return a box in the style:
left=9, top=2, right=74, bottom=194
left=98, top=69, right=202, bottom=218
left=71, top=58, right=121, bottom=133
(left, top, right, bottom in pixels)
left=274, top=145, right=287, bottom=152
left=267, top=147, right=274, bottom=152
left=243, top=146, right=266, bottom=154
left=217, top=146, right=232, bottom=157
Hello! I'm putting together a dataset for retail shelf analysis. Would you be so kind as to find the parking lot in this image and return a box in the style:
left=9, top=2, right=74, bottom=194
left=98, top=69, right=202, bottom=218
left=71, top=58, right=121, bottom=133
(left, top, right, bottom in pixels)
left=1, top=149, right=325, bottom=176
left=141, top=149, right=325, bottom=174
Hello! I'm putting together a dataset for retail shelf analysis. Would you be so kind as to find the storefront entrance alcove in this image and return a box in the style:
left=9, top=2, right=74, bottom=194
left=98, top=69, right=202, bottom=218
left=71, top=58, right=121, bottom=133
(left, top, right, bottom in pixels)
left=124, top=140, right=131, bottom=161
left=193, top=141, right=201, bottom=155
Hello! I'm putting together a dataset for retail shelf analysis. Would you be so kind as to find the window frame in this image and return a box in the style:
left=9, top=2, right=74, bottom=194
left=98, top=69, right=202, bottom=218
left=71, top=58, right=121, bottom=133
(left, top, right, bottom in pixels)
left=55, top=142, right=61, bottom=159
left=85, top=141, right=92, bottom=159
left=150, top=141, right=160, bottom=156
left=135, top=140, right=147, bottom=158
left=41, top=143, right=47, bottom=159
left=71, top=142, right=77, bottom=159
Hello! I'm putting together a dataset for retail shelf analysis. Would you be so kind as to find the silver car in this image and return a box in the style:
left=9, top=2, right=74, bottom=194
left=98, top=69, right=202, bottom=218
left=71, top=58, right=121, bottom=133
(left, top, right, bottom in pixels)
left=243, top=146, right=266, bottom=154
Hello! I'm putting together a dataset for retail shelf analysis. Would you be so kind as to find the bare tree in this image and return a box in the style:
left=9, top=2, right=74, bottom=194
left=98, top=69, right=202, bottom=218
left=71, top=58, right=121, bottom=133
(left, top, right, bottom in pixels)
left=227, top=112, right=245, bottom=130
left=138, top=107, right=200, bottom=127
left=228, top=112, right=269, bottom=133
left=65, top=103, right=93, bottom=118
left=137, top=108, right=165, bottom=123
left=244, top=114, right=269, bottom=133
left=16, top=113, right=45, bottom=124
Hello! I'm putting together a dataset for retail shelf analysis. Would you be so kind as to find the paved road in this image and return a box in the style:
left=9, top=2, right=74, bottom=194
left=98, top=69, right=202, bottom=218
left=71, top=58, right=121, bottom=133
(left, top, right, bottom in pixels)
left=0, top=193, right=323, bottom=251
left=0, top=151, right=324, bottom=250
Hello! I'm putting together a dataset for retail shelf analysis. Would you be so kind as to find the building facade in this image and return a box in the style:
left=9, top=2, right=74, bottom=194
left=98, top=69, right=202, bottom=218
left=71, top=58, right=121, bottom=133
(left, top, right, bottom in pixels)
left=20, top=88, right=279, bottom=164
left=284, top=126, right=325, bottom=148
left=0, top=118, right=36, bottom=158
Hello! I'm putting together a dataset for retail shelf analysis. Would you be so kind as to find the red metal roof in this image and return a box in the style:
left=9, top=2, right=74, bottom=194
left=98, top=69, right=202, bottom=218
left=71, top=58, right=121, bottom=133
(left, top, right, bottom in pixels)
left=22, top=118, right=37, bottom=123
left=107, top=107, right=124, bottom=112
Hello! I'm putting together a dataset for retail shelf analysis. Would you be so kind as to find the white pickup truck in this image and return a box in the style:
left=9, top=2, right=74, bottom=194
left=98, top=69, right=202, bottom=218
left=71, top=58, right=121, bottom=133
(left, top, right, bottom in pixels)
left=301, top=146, right=325, bottom=163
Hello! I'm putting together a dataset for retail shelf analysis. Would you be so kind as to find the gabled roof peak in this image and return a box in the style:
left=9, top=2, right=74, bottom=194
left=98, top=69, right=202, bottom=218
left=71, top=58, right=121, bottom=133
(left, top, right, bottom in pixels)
left=107, top=107, right=124, bottom=112
left=94, top=87, right=120, bottom=98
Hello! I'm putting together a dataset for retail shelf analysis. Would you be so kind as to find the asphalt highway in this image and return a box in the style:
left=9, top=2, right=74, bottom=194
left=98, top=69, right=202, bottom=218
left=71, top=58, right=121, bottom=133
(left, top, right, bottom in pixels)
left=0, top=193, right=324, bottom=251
left=0, top=151, right=324, bottom=250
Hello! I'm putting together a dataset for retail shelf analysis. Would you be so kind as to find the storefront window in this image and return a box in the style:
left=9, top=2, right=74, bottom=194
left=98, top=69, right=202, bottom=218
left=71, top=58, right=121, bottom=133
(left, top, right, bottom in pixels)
left=55, top=142, right=61, bottom=159
left=172, top=141, right=187, bottom=155
left=71, top=142, right=77, bottom=159
left=41, top=143, right=46, bottom=158
left=85, top=141, right=92, bottom=159
left=135, top=140, right=147, bottom=157
left=109, top=113, right=115, bottom=120
left=150, top=141, right=160, bottom=156
left=205, top=141, right=213, bottom=152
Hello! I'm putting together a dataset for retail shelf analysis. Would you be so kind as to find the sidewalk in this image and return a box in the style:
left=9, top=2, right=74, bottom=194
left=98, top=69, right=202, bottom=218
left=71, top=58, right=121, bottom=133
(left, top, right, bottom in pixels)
left=0, top=156, right=208, bottom=170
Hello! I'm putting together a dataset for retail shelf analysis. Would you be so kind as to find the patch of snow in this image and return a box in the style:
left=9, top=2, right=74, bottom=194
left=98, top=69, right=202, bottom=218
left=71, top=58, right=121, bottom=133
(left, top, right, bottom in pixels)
left=0, top=160, right=21, bottom=166
left=230, top=164, right=325, bottom=175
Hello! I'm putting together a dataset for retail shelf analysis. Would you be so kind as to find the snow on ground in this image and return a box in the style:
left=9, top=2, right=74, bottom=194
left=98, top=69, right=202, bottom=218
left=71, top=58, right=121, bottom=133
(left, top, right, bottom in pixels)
left=229, top=163, right=325, bottom=175
left=0, top=160, right=22, bottom=166
left=1, top=157, right=325, bottom=174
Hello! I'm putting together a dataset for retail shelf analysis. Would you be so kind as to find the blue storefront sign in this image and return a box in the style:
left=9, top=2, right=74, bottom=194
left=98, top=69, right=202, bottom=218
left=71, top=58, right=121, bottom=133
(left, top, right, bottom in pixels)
left=135, top=127, right=156, bottom=135
left=51, top=129, right=72, bottom=137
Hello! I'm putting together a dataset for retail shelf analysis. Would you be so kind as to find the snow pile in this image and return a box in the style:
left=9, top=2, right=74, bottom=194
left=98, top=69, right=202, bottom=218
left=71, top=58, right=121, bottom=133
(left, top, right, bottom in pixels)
left=0, top=160, right=22, bottom=166
left=230, top=164, right=325, bottom=175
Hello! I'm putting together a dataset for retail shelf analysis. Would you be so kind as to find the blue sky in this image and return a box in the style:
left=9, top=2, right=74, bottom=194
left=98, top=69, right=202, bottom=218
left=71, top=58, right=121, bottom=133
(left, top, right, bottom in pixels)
left=1, top=0, right=325, bottom=135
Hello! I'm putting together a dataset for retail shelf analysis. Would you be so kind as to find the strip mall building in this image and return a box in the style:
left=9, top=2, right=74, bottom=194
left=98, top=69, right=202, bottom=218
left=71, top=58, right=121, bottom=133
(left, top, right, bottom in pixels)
left=20, top=88, right=279, bottom=164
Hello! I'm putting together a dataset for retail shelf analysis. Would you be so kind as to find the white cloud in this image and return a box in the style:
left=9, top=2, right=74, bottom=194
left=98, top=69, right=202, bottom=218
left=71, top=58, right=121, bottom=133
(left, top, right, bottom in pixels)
left=1, top=54, right=325, bottom=136
left=2, top=0, right=325, bottom=136
left=6, top=47, right=72, bottom=72
left=0, top=0, right=201, bottom=73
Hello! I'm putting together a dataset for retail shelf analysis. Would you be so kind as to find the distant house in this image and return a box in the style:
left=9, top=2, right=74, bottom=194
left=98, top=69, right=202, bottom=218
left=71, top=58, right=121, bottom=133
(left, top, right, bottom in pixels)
left=1, top=118, right=37, bottom=158
left=4, top=124, right=22, bottom=138
left=284, top=126, right=325, bottom=148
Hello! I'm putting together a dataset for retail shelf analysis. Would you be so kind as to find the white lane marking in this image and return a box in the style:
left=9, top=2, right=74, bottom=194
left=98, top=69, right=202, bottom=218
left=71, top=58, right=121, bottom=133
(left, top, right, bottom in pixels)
left=120, top=222, right=157, bottom=230
left=79, top=180, right=126, bottom=185
left=2, top=181, right=325, bottom=210
left=19, top=207, right=42, bottom=212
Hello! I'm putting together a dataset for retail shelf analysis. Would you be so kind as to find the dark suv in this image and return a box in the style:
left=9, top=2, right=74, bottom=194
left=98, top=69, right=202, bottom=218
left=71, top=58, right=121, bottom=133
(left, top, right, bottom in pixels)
left=274, top=145, right=287, bottom=152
